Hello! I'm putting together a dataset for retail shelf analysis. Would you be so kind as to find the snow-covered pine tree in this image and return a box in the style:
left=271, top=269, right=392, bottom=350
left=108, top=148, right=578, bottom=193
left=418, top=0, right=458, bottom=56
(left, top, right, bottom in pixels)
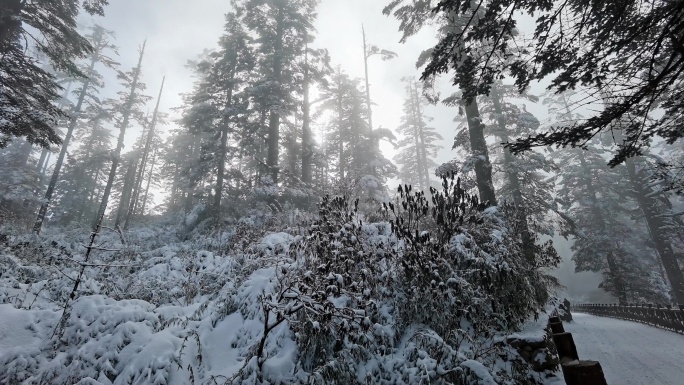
left=0, top=0, right=108, bottom=147
left=300, top=45, right=331, bottom=187
left=317, top=68, right=395, bottom=205
left=173, top=14, right=255, bottom=225
left=547, top=91, right=668, bottom=303
left=94, top=41, right=150, bottom=230
left=237, top=0, right=318, bottom=186
left=48, top=108, right=112, bottom=226
left=209, top=11, right=255, bottom=222
left=33, top=24, right=118, bottom=233
left=611, top=125, right=684, bottom=304
left=479, top=82, right=558, bottom=260
left=385, top=2, right=497, bottom=205
left=393, top=77, right=442, bottom=192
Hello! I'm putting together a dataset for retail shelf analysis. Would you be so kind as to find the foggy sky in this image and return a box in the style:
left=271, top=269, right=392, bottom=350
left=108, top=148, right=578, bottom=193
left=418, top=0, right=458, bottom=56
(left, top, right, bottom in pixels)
left=81, top=0, right=455, bottom=164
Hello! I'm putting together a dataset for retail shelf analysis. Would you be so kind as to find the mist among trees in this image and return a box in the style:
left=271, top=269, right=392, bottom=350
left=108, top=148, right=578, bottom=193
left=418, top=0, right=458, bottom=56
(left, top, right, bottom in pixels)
left=1, top=0, right=683, bottom=384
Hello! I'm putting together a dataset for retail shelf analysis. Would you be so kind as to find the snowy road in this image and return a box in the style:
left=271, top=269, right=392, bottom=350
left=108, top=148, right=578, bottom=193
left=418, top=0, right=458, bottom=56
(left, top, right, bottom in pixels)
left=565, top=312, right=684, bottom=385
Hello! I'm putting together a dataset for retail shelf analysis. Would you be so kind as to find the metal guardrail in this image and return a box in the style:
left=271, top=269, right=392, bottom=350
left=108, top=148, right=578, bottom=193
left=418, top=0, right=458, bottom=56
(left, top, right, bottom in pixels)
left=573, top=303, right=684, bottom=334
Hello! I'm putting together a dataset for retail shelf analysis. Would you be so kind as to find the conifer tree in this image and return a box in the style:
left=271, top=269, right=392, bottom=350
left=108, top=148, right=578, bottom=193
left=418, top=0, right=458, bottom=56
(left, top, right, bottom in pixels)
left=0, top=0, right=108, bottom=147
left=361, top=24, right=397, bottom=155
left=50, top=111, right=112, bottom=225
left=237, top=0, right=318, bottom=185
left=408, top=0, right=684, bottom=175
left=94, top=41, right=148, bottom=230
left=173, top=53, right=219, bottom=215
left=318, top=68, right=395, bottom=203
left=33, top=25, right=118, bottom=233
left=393, top=77, right=442, bottom=191
left=209, top=11, right=254, bottom=220
left=123, top=79, right=167, bottom=228
left=547, top=91, right=668, bottom=303
left=385, top=3, right=497, bottom=205
left=481, top=82, right=557, bottom=259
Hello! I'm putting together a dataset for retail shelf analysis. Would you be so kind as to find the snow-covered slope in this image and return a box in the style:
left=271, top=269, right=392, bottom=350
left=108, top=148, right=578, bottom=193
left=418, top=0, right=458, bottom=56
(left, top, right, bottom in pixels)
left=0, top=189, right=562, bottom=384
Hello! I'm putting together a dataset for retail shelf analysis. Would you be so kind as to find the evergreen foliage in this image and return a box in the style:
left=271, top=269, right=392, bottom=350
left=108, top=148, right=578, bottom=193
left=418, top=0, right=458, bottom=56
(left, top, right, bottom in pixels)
left=393, top=77, right=442, bottom=192
left=0, top=0, right=108, bottom=147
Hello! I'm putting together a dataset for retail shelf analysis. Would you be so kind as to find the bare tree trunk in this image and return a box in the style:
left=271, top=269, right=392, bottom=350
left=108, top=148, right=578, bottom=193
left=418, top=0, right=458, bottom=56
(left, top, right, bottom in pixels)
left=490, top=85, right=533, bottom=261
left=35, top=148, right=49, bottom=173
left=215, top=62, right=237, bottom=222
left=266, top=6, right=284, bottom=185
left=463, top=98, right=497, bottom=205
left=92, top=41, right=146, bottom=231
left=337, top=76, right=345, bottom=181
left=625, top=158, right=684, bottom=304
left=114, top=162, right=136, bottom=228
left=301, top=45, right=313, bottom=185
left=33, top=40, right=101, bottom=234
left=415, top=91, right=431, bottom=190
left=139, top=146, right=157, bottom=216
left=183, top=132, right=202, bottom=213
left=126, top=78, right=165, bottom=228
left=407, top=82, right=425, bottom=191
left=362, top=24, right=373, bottom=132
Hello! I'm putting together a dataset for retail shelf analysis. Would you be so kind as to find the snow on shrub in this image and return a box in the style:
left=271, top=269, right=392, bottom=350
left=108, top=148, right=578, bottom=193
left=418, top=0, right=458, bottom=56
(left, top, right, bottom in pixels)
left=0, top=175, right=560, bottom=384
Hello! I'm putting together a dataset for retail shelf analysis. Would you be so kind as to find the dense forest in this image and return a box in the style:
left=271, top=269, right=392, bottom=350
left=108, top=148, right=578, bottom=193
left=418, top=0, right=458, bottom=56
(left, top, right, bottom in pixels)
left=1, top=0, right=683, bottom=384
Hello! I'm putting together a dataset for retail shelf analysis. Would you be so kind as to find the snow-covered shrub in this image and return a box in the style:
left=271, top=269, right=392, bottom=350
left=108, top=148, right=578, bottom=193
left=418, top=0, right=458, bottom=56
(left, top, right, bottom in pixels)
left=0, top=175, right=560, bottom=385
left=0, top=296, right=206, bottom=385
left=228, top=175, right=561, bottom=384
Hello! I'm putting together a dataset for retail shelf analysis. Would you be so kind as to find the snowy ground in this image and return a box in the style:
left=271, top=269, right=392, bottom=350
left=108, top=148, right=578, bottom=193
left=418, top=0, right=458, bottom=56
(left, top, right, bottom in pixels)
left=566, top=312, right=684, bottom=385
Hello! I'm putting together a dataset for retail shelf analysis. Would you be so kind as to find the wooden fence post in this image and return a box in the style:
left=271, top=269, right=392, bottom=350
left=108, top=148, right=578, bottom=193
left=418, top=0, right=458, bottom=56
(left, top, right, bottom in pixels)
left=562, top=360, right=608, bottom=385
left=548, top=310, right=608, bottom=385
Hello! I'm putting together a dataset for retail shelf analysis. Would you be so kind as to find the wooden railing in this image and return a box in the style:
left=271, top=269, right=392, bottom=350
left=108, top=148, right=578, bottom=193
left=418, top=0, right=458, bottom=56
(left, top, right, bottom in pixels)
left=548, top=315, right=608, bottom=385
left=574, top=303, right=684, bottom=334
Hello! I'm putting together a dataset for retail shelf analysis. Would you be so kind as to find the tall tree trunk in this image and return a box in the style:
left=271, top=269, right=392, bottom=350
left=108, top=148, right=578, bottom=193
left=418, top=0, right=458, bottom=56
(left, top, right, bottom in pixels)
left=625, top=157, right=684, bottom=304
left=266, top=6, right=284, bottom=185
left=92, top=41, right=146, bottom=231
left=412, top=83, right=430, bottom=191
left=407, top=82, right=425, bottom=191
left=214, top=79, right=235, bottom=222
left=41, top=151, right=51, bottom=174
left=490, top=85, right=533, bottom=261
left=16, top=140, right=32, bottom=166
left=605, top=251, right=628, bottom=303
left=411, top=81, right=431, bottom=191
left=114, top=162, right=136, bottom=228
left=139, top=146, right=157, bottom=216
left=33, top=44, right=100, bottom=233
left=36, top=148, right=49, bottom=174
left=463, top=98, right=497, bottom=205
left=126, top=78, right=165, bottom=228
left=577, top=150, right=628, bottom=302
left=337, top=76, right=345, bottom=181
left=301, top=45, right=313, bottom=185
left=362, top=24, right=373, bottom=132
left=0, top=0, right=21, bottom=53
left=183, top=132, right=202, bottom=213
